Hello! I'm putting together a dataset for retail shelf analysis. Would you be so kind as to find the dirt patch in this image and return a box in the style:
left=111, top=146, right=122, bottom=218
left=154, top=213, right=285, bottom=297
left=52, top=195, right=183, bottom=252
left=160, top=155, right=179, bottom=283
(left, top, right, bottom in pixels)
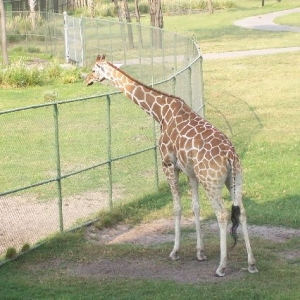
left=70, top=257, right=244, bottom=284
left=0, top=190, right=122, bottom=255
left=67, top=218, right=300, bottom=283
left=85, top=218, right=300, bottom=246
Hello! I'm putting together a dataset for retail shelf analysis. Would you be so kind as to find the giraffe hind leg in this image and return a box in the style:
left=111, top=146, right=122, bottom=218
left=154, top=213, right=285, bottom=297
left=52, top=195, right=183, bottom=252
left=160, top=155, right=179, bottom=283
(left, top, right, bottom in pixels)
left=225, top=177, right=258, bottom=273
left=205, top=186, right=228, bottom=277
left=188, top=175, right=206, bottom=261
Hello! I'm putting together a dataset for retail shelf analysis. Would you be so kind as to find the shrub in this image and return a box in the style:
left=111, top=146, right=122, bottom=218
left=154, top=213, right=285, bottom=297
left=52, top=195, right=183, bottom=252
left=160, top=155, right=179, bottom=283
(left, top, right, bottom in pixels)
left=0, top=60, right=44, bottom=87
left=21, top=243, right=30, bottom=252
left=0, top=58, right=81, bottom=88
left=5, top=247, right=17, bottom=260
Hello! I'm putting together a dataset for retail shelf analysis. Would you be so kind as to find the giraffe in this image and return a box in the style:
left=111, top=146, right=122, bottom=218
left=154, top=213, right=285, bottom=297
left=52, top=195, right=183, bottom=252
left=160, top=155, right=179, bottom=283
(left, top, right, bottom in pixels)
left=86, top=54, right=258, bottom=277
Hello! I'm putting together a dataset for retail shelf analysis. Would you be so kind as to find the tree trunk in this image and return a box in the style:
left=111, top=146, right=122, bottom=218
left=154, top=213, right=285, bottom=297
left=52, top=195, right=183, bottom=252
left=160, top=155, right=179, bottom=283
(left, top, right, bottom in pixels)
left=28, top=0, right=37, bottom=30
left=207, top=0, right=213, bottom=14
left=148, top=0, right=163, bottom=28
left=148, top=0, right=163, bottom=48
left=113, top=0, right=123, bottom=22
left=0, top=0, right=9, bottom=65
left=87, top=0, right=94, bottom=18
left=122, top=0, right=134, bottom=49
left=134, top=0, right=143, bottom=47
left=88, top=0, right=95, bottom=18
left=134, top=0, right=140, bottom=24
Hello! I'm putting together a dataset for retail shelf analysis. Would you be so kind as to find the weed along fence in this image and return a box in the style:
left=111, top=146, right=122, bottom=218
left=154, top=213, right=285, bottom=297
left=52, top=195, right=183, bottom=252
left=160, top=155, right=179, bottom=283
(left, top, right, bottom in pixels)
left=0, top=13, right=204, bottom=261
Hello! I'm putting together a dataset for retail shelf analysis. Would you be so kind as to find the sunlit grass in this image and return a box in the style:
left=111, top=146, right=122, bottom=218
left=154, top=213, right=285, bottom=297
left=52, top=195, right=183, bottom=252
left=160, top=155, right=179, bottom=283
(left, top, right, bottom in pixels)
left=275, top=12, right=300, bottom=26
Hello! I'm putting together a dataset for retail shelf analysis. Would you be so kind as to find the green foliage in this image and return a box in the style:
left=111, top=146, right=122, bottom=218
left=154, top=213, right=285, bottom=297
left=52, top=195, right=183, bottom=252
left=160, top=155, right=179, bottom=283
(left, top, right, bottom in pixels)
left=21, top=243, right=30, bottom=252
left=0, top=59, right=81, bottom=88
left=1, top=1, right=300, bottom=298
left=0, top=60, right=43, bottom=87
left=5, top=247, right=17, bottom=260
left=75, top=0, right=236, bottom=18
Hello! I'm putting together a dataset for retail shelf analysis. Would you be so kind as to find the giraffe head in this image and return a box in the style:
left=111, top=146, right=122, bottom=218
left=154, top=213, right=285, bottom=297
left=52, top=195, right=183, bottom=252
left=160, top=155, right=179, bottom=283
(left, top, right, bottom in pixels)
left=86, top=54, right=107, bottom=86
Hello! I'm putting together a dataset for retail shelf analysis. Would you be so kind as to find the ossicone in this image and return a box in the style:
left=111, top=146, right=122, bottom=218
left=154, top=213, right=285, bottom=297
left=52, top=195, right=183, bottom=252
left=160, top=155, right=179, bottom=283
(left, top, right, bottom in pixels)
left=96, top=54, right=106, bottom=62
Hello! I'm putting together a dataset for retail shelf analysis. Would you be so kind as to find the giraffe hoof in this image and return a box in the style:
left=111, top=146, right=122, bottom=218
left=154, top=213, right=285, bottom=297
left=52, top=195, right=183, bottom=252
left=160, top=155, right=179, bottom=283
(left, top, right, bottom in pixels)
left=248, top=264, right=259, bottom=274
left=215, top=267, right=226, bottom=277
left=170, top=251, right=180, bottom=261
left=197, top=250, right=207, bottom=261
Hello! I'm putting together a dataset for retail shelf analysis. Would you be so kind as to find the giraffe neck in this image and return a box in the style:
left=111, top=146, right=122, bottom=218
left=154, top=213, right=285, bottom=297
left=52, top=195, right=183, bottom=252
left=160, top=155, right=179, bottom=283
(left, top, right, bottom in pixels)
left=104, top=62, right=182, bottom=123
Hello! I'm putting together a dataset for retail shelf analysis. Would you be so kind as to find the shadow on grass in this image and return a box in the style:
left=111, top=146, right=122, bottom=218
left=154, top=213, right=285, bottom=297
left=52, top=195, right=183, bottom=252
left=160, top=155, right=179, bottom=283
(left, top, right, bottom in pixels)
left=243, top=194, right=300, bottom=228
left=94, top=183, right=175, bottom=229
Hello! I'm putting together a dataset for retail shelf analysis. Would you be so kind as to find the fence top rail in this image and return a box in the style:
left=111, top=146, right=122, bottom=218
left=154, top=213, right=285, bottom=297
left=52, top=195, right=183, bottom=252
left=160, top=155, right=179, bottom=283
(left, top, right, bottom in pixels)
left=0, top=90, right=122, bottom=115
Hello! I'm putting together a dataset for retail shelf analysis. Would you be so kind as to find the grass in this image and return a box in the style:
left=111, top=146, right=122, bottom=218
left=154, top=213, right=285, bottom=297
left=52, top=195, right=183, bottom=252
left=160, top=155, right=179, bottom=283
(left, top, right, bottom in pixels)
left=275, top=12, right=300, bottom=26
left=160, top=0, right=300, bottom=53
left=1, top=0, right=300, bottom=298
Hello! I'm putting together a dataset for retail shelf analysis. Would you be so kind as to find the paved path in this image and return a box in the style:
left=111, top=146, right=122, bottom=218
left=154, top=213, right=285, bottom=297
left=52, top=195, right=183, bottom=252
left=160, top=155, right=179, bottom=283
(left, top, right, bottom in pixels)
left=204, top=7, right=300, bottom=59
left=234, top=7, right=300, bottom=32
left=203, top=46, right=300, bottom=60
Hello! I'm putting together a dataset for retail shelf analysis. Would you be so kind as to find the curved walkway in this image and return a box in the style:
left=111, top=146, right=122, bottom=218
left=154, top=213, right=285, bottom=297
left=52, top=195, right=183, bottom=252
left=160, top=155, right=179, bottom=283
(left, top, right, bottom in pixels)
left=204, top=7, right=300, bottom=60
left=234, top=7, right=300, bottom=32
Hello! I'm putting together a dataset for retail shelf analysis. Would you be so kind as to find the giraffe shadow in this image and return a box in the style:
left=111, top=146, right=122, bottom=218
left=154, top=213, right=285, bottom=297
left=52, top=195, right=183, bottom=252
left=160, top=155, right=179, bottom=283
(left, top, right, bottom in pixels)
left=95, top=183, right=173, bottom=228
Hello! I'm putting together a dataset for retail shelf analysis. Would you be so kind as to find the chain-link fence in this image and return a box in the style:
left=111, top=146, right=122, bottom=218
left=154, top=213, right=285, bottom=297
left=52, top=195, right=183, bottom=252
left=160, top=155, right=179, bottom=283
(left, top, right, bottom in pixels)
left=1, top=12, right=204, bottom=261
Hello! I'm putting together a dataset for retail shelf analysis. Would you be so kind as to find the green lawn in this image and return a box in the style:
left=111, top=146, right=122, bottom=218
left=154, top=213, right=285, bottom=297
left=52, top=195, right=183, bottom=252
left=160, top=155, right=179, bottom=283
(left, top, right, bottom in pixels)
left=275, top=12, right=300, bottom=26
left=1, top=0, right=300, bottom=298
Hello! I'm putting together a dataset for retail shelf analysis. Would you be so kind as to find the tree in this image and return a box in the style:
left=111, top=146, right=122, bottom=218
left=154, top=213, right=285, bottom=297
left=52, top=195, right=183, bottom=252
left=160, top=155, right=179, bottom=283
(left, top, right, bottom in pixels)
left=28, top=0, right=37, bottom=30
left=134, top=0, right=143, bottom=47
left=112, top=0, right=123, bottom=22
left=148, top=0, right=163, bottom=29
left=87, top=0, right=95, bottom=18
left=134, top=0, right=140, bottom=24
left=122, top=0, right=134, bottom=49
left=148, top=0, right=163, bottom=48
left=207, top=0, right=213, bottom=14
left=0, top=0, right=9, bottom=65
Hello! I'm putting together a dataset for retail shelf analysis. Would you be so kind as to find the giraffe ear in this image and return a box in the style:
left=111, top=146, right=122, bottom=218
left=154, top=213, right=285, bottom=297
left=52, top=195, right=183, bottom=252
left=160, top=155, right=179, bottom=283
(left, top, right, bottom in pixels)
left=96, top=55, right=101, bottom=62
left=101, top=54, right=106, bottom=60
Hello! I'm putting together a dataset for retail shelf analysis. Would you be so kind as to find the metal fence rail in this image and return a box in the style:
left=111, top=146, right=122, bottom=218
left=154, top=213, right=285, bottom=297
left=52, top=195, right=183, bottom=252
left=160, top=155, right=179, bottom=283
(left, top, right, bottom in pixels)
left=0, top=93, right=160, bottom=259
left=1, top=12, right=204, bottom=261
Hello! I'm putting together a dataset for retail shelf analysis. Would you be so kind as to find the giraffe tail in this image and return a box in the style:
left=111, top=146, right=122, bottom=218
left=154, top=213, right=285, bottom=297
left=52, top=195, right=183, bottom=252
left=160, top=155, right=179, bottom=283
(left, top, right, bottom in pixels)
left=228, top=155, right=240, bottom=248
left=230, top=204, right=240, bottom=248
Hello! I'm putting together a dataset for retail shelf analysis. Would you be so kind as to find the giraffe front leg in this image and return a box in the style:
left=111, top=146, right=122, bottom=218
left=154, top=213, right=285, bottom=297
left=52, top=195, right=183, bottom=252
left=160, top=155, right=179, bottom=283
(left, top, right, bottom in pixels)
left=162, top=162, right=182, bottom=261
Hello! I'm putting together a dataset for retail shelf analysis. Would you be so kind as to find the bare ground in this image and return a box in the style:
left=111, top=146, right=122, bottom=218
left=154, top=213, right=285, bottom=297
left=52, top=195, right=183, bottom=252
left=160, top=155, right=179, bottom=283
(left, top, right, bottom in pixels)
left=0, top=189, right=121, bottom=254
left=67, top=217, right=300, bottom=283
left=2, top=195, right=300, bottom=283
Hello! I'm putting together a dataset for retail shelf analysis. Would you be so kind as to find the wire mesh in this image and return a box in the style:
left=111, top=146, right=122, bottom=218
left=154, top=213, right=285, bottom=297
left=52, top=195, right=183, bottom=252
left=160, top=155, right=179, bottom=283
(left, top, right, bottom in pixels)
left=1, top=12, right=204, bottom=261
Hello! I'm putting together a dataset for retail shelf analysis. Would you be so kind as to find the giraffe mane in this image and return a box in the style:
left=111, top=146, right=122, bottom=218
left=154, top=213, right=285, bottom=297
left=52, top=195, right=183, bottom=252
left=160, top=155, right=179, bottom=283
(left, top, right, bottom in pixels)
left=105, top=61, right=186, bottom=104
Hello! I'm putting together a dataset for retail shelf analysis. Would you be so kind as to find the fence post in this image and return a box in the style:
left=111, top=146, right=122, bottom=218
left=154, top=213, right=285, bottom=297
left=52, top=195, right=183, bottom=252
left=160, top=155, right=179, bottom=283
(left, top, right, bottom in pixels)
left=152, top=119, right=159, bottom=191
left=79, top=16, right=84, bottom=67
left=63, top=11, right=69, bottom=63
left=199, top=55, right=205, bottom=117
left=106, top=95, right=113, bottom=210
left=53, top=103, right=64, bottom=232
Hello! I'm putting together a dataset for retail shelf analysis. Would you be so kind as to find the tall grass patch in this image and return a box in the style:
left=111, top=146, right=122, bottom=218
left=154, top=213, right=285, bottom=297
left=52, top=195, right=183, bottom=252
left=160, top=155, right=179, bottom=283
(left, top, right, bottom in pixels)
left=0, top=59, right=81, bottom=88
left=0, top=60, right=43, bottom=87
